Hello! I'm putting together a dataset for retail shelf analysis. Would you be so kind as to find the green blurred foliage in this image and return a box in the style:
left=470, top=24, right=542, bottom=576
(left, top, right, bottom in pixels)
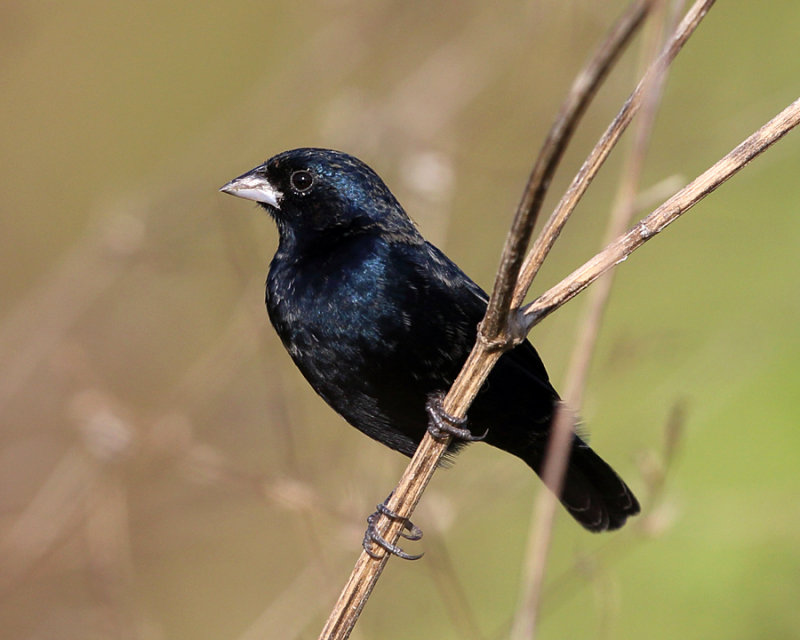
left=1, top=1, right=799, bottom=639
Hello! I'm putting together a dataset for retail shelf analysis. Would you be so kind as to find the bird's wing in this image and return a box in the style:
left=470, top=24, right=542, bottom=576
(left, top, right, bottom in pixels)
left=421, top=241, right=554, bottom=392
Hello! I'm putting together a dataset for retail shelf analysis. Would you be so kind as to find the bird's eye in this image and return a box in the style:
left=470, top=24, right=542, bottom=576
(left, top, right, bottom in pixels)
left=290, top=170, right=314, bottom=193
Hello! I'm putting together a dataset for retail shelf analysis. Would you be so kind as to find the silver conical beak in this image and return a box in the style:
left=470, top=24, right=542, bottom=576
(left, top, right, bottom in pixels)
left=219, top=170, right=282, bottom=209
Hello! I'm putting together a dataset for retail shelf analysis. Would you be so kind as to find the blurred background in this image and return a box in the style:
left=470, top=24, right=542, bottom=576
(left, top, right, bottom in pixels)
left=2, top=1, right=799, bottom=639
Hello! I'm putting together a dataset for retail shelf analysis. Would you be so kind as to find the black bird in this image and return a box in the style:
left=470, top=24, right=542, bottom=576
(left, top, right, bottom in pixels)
left=220, top=148, right=639, bottom=532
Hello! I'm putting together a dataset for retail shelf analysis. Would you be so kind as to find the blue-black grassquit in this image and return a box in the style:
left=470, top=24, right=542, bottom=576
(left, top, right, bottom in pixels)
left=221, top=148, right=639, bottom=532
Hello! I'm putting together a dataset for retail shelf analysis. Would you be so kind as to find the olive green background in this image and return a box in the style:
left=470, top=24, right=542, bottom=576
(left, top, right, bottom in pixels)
left=2, top=2, right=799, bottom=639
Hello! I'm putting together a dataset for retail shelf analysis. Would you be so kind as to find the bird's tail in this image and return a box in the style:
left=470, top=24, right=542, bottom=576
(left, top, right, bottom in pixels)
left=520, top=437, right=640, bottom=532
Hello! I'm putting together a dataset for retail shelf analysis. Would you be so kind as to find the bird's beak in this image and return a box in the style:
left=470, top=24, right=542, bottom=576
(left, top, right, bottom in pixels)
left=219, top=169, right=282, bottom=209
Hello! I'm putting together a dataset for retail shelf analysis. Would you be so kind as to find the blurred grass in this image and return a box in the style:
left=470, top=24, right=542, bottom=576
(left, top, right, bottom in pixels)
left=1, top=1, right=799, bottom=639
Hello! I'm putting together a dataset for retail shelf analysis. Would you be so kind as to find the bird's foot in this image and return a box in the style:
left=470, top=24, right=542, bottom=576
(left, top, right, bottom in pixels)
left=425, top=392, right=488, bottom=442
left=362, top=496, right=423, bottom=561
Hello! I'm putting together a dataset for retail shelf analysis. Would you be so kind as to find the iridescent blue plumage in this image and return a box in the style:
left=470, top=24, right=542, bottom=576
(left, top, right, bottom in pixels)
left=222, top=148, right=639, bottom=531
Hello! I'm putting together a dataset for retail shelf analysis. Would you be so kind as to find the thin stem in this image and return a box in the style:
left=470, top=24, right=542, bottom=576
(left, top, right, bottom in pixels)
left=564, top=0, right=676, bottom=409
left=313, top=9, right=800, bottom=640
left=520, top=96, right=800, bottom=332
left=510, top=2, right=674, bottom=636
left=511, top=0, right=717, bottom=310
left=481, top=0, right=653, bottom=342
left=317, top=5, right=655, bottom=638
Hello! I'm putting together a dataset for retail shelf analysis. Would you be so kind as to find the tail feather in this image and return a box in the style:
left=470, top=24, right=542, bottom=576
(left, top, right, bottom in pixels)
left=522, top=437, right=640, bottom=532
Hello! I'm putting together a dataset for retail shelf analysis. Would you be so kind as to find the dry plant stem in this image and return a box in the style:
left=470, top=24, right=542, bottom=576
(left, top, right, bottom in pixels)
left=511, top=4, right=673, bottom=637
left=521, top=96, right=800, bottom=331
left=506, top=96, right=800, bottom=640
left=481, top=0, right=652, bottom=340
left=508, top=405, right=575, bottom=640
left=318, top=4, right=652, bottom=639
left=317, top=8, right=800, bottom=640
left=511, top=0, right=717, bottom=309
left=317, top=350, right=502, bottom=640
left=564, top=0, right=673, bottom=408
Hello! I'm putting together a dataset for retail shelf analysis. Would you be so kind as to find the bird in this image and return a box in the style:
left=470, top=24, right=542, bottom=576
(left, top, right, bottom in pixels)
left=220, top=148, right=639, bottom=533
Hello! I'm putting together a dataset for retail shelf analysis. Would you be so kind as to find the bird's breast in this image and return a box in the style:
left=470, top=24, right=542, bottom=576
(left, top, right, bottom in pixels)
left=266, top=247, right=402, bottom=359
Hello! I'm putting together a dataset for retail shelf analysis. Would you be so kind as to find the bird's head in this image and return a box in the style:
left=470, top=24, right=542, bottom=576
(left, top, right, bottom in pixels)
left=220, top=148, right=419, bottom=250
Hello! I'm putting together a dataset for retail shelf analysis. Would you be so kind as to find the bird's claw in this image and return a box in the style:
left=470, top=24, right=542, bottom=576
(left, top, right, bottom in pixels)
left=362, top=498, right=423, bottom=561
left=375, top=501, right=423, bottom=540
left=425, top=392, right=488, bottom=442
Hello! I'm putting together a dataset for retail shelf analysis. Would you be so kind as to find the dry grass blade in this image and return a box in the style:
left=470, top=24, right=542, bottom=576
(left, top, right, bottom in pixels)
left=318, top=83, right=800, bottom=640
left=520, top=96, right=800, bottom=331
left=316, top=7, right=800, bottom=640
left=481, top=0, right=653, bottom=341
left=511, top=4, right=675, bottom=636
left=511, top=0, right=717, bottom=309
left=563, top=0, right=676, bottom=410
left=318, top=3, right=654, bottom=638
left=506, top=94, right=800, bottom=638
